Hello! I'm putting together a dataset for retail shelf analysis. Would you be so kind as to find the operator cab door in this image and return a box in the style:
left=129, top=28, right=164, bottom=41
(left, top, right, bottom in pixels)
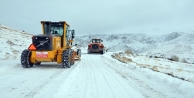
left=65, top=25, right=75, bottom=48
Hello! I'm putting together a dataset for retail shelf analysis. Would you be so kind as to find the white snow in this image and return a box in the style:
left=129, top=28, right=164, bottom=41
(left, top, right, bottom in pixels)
left=0, top=24, right=32, bottom=60
left=106, top=52, right=194, bottom=98
left=0, top=24, right=194, bottom=98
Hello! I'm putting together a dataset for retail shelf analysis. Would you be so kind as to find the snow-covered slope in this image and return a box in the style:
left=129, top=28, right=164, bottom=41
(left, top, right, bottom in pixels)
left=74, top=32, right=194, bottom=63
left=75, top=32, right=194, bottom=52
left=75, top=33, right=152, bottom=52
left=144, top=32, right=194, bottom=63
left=0, top=24, right=32, bottom=60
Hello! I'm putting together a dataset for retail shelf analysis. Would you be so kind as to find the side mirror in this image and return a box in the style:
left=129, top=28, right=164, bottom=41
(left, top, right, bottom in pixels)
left=101, top=40, right=103, bottom=42
left=72, top=30, right=75, bottom=39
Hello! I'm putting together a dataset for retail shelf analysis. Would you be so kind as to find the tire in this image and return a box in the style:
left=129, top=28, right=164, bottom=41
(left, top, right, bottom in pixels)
left=21, top=49, right=33, bottom=68
left=87, top=50, right=91, bottom=54
left=70, top=49, right=75, bottom=65
left=62, top=49, right=72, bottom=68
left=100, top=50, right=104, bottom=54
left=35, top=62, right=41, bottom=65
left=77, top=49, right=81, bottom=57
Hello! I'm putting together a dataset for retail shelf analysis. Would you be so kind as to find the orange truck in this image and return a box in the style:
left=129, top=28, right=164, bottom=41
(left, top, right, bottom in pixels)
left=87, top=38, right=106, bottom=54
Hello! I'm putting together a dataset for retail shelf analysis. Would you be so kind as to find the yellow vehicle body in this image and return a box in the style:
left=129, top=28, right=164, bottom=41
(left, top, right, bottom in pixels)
left=21, top=21, right=81, bottom=68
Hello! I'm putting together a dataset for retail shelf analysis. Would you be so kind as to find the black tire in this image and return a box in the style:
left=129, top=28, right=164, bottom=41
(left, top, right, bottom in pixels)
left=70, top=49, right=75, bottom=65
left=77, top=49, right=81, bottom=57
left=87, top=50, right=91, bottom=54
left=21, top=49, right=33, bottom=68
left=100, top=50, right=104, bottom=54
left=35, top=62, right=41, bottom=65
left=62, top=49, right=72, bottom=68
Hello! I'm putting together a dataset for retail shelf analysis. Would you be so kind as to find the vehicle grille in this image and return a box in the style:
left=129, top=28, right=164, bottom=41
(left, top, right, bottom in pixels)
left=92, top=44, right=99, bottom=50
left=33, top=37, right=52, bottom=50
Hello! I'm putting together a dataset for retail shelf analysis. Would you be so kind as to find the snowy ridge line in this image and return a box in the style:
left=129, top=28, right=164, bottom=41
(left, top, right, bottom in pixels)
left=0, top=24, right=31, bottom=35
left=74, top=32, right=194, bottom=51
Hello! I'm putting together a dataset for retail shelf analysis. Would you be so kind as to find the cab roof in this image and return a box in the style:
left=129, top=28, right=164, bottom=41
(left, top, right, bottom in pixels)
left=40, top=21, right=69, bottom=26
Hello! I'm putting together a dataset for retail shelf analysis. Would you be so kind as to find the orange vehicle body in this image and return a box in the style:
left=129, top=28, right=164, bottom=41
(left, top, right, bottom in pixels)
left=88, top=38, right=105, bottom=54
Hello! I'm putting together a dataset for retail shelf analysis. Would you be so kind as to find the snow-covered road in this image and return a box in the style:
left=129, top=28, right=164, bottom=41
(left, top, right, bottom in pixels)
left=54, top=54, right=144, bottom=98
left=0, top=52, right=193, bottom=98
left=0, top=54, right=144, bottom=98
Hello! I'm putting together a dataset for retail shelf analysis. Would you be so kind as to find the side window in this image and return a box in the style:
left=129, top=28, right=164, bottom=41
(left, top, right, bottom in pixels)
left=66, top=25, right=70, bottom=46
left=44, top=23, right=48, bottom=34
left=66, top=25, right=70, bottom=37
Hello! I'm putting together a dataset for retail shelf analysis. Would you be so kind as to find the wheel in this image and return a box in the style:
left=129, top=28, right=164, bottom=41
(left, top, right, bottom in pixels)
left=70, top=49, right=75, bottom=65
left=62, top=49, right=73, bottom=68
left=77, top=49, right=81, bottom=57
left=21, top=49, right=33, bottom=68
left=87, top=50, right=91, bottom=54
left=100, top=50, right=104, bottom=54
left=35, top=62, right=41, bottom=65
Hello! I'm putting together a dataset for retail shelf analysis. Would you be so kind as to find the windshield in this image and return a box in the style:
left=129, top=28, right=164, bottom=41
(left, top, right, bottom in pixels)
left=92, top=39, right=100, bottom=43
left=51, top=26, right=63, bottom=36
left=43, top=23, right=64, bottom=36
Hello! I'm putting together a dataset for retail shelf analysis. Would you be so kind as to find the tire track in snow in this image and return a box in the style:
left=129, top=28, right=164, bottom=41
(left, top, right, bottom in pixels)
left=84, top=59, right=99, bottom=98
left=56, top=54, right=118, bottom=98
left=84, top=54, right=144, bottom=98
left=101, top=56, right=169, bottom=98
left=89, top=58, right=117, bottom=98
left=55, top=56, right=100, bottom=98
left=53, top=57, right=100, bottom=98
left=23, top=69, right=64, bottom=98
left=82, top=59, right=90, bottom=98
left=86, top=58, right=102, bottom=98
left=99, top=56, right=135, bottom=98
left=1, top=62, right=79, bottom=98
left=97, top=56, right=138, bottom=98
left=1, top=54, right=145, bottom=98
left=20, top=69, right=65, bottom=98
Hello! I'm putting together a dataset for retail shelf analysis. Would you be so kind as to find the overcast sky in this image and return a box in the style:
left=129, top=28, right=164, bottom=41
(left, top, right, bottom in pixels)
left=0, top=0, right=194, bottom=36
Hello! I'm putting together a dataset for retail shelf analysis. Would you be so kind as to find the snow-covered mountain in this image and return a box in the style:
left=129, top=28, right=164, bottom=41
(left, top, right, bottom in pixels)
left=74, top=32, right=194, bottom=63
left=75, top=32, right=194, bottom=52
left=0, top=24, right=32, bottom=60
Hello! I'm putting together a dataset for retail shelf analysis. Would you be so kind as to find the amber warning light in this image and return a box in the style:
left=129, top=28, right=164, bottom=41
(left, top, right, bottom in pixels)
left=28, top=44, right=36, bottom=51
